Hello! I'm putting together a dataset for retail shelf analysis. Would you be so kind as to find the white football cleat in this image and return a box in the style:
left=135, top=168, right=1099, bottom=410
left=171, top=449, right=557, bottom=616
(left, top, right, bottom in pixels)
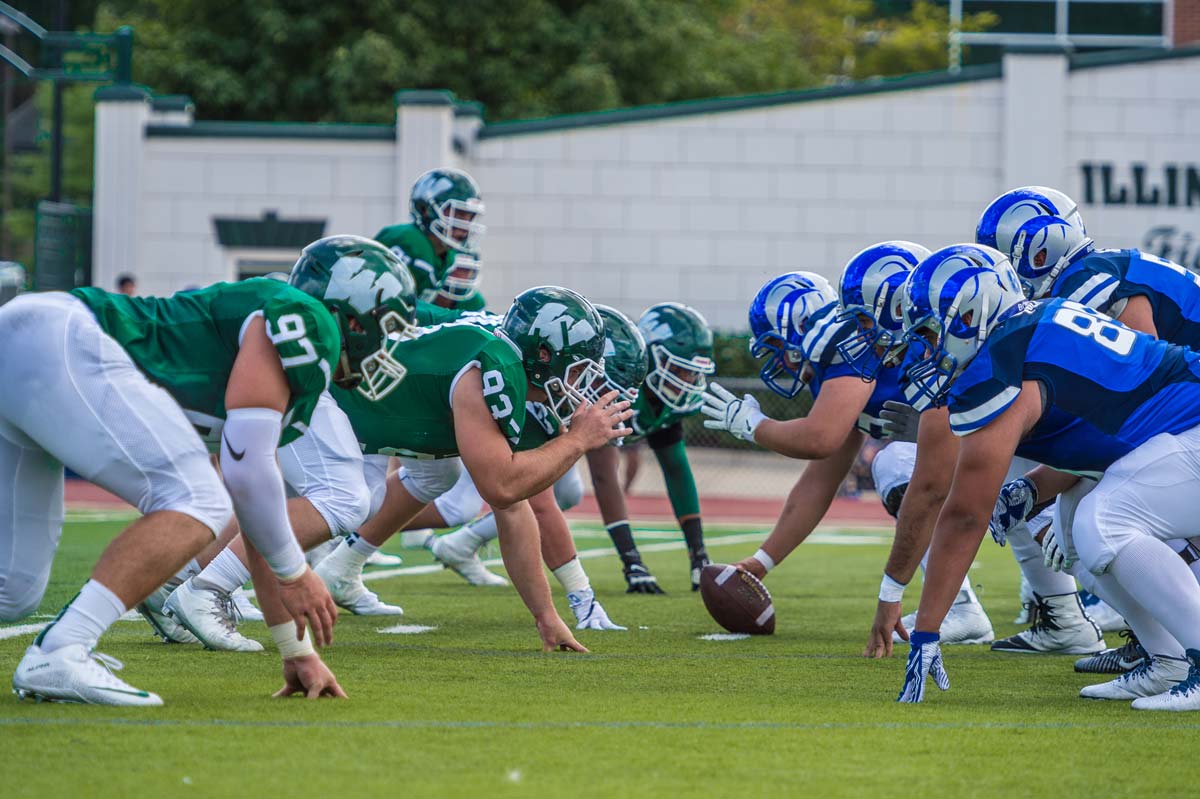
left=894, top=594, right=993, bottom=645
left=1013, top=574, right=1035, bottom=624
left=313, top=555, right=404, bottom=615
left=431, top=533, right=509, bottom=587
left=568, top=589, right=626, bottom=631
left=13, top=644, right=162, bottom=706
left=1132, top=651, right=1200, bottom=711
left=231, top=588, right=264, bottom=623
left=400, top=529, right=436, bottom=549
left=163, top=579, right=264, bottom=652
left=135, top=581, right=199, bottom=645
left=365, top=550, right=404, bottom=567
left=1080, top=655, right=1190, bottom=700
left=990, top=591, right=1105, bottom=655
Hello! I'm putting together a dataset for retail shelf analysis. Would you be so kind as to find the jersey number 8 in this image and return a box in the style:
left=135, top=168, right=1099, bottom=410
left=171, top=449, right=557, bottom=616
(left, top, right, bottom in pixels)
left=1051, top=304, right=1136, bottom=357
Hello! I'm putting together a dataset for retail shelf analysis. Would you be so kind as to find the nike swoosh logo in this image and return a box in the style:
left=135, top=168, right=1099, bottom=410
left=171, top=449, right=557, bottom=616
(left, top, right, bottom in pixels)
left=222, top=432, right=245, bottom=461
left=95, top=686, right=152, bottom=697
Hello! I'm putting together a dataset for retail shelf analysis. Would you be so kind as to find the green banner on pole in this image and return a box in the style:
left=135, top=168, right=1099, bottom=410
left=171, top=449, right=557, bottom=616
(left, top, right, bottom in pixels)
left=34, top=201, right=92, bottom=291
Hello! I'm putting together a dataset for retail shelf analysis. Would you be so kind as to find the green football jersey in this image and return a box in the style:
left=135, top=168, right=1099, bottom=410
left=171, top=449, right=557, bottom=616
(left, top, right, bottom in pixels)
left=374, top=223, right=486, bottom=309
left=514, top=401, right=560, bottom=451
left=622, top=390, right=693, bottom=445
left=414, top=300, right=501, bottom=328
left=72, top=279, right=340, bottom=448
left=332, top=320, right=526, bottom=458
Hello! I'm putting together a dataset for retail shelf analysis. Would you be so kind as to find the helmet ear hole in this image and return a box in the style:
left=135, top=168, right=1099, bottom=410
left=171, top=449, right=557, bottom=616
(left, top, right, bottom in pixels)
left=537, top=344, right=553, bottom=364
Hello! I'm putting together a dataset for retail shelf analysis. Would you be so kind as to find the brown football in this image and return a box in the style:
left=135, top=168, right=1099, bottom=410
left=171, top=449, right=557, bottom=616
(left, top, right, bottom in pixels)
left=699, top=563, right=775, bottom=635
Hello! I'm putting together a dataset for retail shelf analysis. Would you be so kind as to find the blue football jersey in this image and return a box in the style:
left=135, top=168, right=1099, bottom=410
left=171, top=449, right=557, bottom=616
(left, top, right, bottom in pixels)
left=803, top=307, right=906, bottom=439
left=947, top=298, right=1200, bottom=477
left=1051, top=249, right=1200, bottom=349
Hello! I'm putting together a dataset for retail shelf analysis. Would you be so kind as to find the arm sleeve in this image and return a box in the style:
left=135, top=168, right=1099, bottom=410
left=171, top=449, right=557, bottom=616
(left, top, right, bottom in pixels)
left=649, top=430, right=701, bottom=519
left=220, top=407, right=307, bottom=580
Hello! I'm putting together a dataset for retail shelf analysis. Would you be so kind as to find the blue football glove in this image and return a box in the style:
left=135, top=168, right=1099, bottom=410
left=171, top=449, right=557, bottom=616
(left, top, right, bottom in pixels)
left=897, top=631, right=950, bottom=704
left=988, top=477, right=1038, bottom=547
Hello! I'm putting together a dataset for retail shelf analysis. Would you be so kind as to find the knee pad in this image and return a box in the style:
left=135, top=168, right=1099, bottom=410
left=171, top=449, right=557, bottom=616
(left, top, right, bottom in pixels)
left=872, top=443, right=916, bottom=513
left=553, top=468, right=584, bottom=511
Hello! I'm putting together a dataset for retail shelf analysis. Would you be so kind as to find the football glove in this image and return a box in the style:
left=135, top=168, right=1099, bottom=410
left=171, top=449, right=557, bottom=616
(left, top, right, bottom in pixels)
left=568, top=589, right=627, bottom=631
left=897, top=631, right=950, bottom=703
left=1042, top=527, right=1073, bottom=573
left=623, top=561, right=665, bottom=594
left=989, top=477, right=1038, bottom=547
left=690, top=550, right=711, bottom=592
left=701, top=383, right=766, bottom=442
left=879, top=400, right=920, bottom=443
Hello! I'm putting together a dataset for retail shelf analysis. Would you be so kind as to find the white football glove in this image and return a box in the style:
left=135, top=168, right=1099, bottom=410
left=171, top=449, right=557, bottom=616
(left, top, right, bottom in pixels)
left=568, top=589, right=627, bottom=631
left=701, top=383, right=767, bottom=442
left=1042, top=528, right=1073, bottom=573
left=879, top=400, right=920, bottom=443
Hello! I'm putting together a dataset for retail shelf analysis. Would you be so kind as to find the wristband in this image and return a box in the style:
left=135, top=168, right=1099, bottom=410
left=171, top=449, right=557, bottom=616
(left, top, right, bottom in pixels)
left=276, top=562, right=309, bottom=584
left=751, top=549, right=776, bottom=573
left=269, top=622, right=315, bottom=659
left=879, top=572, right=907, bottom=603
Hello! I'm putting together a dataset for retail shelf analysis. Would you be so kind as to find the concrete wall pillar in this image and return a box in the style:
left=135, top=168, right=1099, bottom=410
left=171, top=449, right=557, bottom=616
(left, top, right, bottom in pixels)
left=92, top=84, right=150, bottom=291
left=393, top=90, right=457, bottom=223
left=1002, top=48, right=1070, bottom=193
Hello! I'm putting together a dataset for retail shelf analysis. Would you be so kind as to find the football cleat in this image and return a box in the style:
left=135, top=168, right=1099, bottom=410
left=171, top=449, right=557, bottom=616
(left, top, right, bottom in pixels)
left=136, top=580, right=199, bottom=645
left=568, top=589, right=627, bottom=631
left=623, top=561, right=665, bottom=594
left=690, top=551, right=711, bottom=592
left=13, top=644, right=163, bottom=706
left=163, top=579, right=264, bottom=652
left=1075, top=630, right=1146, bottom=674
left=365, top=550, right=404, bottom=568
left=231, top=588, right=264, bottom=623
left=1013, top=575, right=1036, bottom=625
left=895, top=594, right=994, bottom=645
left=1132, top=650, right=1200, bottom=711
left=1080, top=655, right=1190, bottom=700
left=990, top=591, right=1104, bottom=655
left=431, top=533, right=509, bottom=587
left=313, top=554, right=404, bottom=616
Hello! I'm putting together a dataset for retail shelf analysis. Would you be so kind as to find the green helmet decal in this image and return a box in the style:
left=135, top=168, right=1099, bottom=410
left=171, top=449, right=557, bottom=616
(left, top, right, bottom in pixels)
left=592, top=305, right=648, bottom=402
left=637, top=302, right=716, bottom=412
left=410, top=168, right=486, bottom=255
left=500, top=286, right=606, bottom=427
left=289, top=235, right=418, bottom=400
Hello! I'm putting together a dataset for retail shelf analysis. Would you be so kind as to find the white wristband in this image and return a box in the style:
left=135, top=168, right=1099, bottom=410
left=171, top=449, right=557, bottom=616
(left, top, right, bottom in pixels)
left=269, top=622, right=315, bottom=660
left=751, top=549, right=776, bottom=573
left=878, top=573, right=907, bottom=603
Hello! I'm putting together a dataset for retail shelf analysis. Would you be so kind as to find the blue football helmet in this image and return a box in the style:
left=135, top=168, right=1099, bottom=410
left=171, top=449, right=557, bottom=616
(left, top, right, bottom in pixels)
left=900, top=244, right=1024, bottom=410
left=747, top=271, right=837, bottom=398
left=836, top=241, right=931, bottom=381
left=976, top=186, right=1091, bottom=298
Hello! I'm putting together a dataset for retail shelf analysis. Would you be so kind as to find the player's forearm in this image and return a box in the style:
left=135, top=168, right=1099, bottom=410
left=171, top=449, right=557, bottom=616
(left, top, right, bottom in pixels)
left=753, top=417, right=847, bottom=461
left=760, top=442, right=856, bottom=565
left=915, top=509, right=988, bottom=633
left=495, top=501, right=556, bottom=619
left=242, top=537, right=291, bottom=628
left=1025, top=465, right=1080, bottom=510
left=483, top=435, right=587, bottom=509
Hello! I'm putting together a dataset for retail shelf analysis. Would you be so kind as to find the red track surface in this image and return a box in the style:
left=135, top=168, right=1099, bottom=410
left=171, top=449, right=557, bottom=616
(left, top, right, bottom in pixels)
left=66, top=479, right=893, bottom=526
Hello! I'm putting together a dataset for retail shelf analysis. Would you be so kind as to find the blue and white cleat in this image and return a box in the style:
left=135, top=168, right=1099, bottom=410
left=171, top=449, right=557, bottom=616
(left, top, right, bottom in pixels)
left=1132, top=650, right=1200, bottom=711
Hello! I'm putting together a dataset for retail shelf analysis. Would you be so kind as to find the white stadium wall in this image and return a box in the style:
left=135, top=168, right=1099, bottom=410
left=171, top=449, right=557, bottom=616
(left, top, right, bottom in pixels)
left=93, top=47, right=1200, bottom=329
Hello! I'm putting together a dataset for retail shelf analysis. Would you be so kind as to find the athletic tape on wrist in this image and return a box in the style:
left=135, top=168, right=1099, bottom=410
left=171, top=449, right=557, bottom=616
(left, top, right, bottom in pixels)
left=879, top=572, right=907, bottom=603
left=269, top=622, right=315, bottom=659
left=751, top=549, right=776, bottom=573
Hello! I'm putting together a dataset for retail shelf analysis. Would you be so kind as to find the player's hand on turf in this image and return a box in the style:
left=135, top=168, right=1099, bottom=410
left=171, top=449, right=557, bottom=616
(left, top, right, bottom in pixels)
left=623, top=561, right=665, bottom=594
left=568, top=390, right=633, bottom=449
left=1042, top=527, right=1073, bottom=572
left=568, top=589, right=627, bottom=631
left=989, top=476, right=1037, bottom=547
left=864, top=599, right=906, bottom=658
left=879, top=400, right=920, bottom=443
left=700, top=383, right=766, bottom=442
left=278, top=568, right=338, bottom=648
left=536, top=613, right=590, bottom=652
left=896, top=632, right=950, bottom=703
left=274, top=653, right=348, bottom=700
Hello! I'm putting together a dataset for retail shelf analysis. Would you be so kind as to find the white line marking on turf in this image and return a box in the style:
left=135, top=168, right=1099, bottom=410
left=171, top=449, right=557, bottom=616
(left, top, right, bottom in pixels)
left=377, top=624, right=438, bottom=635
left=699, top=633, right=750, bottom=641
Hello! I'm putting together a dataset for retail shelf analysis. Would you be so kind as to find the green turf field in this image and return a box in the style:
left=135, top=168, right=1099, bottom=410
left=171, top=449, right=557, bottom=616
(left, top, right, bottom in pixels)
left=0, top=513, right=1188, bottom=797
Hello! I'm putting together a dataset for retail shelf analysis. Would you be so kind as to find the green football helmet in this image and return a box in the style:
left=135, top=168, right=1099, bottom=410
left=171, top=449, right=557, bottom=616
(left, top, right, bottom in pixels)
left=499, top=285, right=606, bottom=427
left=638, top=302, right=716, bottom=412
left=410, top=168, right=486, bottom=255
left=590, top=305, right=648, bottom=403
left=437, top=253, right=482, bottom=303
left=289, top=235, right=418, bottom=401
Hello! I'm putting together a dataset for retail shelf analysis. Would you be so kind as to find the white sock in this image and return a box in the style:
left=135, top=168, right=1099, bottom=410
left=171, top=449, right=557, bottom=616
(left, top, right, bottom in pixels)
left=920, top=548, right=979, bottom=604
left=459, top=513, right=498, bottom=546
left=38, top=580, right=127, bottom=653
left=326, top=534, right=371, bottom=572
left=173, top=558, right=201, bottom=584
left=1006, top=523, right=1077, bottom=596
left=193, top=548, right=252, bottom=594
left=1107, top=536, right=1200, bottom=652
left=552, top=557, right=590, bottom=594
left=1081, top=568, right=1183, bottom=658
left=346, top=532, right=379, bottom=558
